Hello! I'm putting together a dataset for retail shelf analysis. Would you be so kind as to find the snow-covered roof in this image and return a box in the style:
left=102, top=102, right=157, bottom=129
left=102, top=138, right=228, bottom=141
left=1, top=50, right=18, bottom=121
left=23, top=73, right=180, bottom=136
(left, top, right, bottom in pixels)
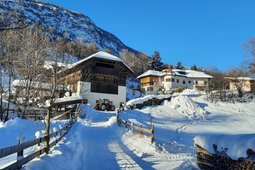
left=177, top=70, right=213, bottom=79
left=13, top=80, right=52, bottom=90
left=54, top=96, right=83, bottom=104
left=13, top=80, right=66, bottom=90
left=137, top=70, right=162, bottom=79
left=66, top=51, right=133, bottom=73
left=44, top=61, right=72, bottom=70
left=225, top=77, right=255, bottom=81
left=137, top=69, right=213, bottom=79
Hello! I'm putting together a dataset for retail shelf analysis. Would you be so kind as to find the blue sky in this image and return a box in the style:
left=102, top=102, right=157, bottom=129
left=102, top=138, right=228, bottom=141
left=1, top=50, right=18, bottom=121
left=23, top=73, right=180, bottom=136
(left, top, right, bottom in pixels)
left=45, top=0, right=255, bottom=71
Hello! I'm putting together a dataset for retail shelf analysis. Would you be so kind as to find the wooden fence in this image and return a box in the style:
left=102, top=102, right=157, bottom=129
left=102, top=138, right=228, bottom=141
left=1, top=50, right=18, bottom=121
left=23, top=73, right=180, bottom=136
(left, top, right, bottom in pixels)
left=116, top=116, right=154, bottom=143
left=0, top=117, right=76, bottom=170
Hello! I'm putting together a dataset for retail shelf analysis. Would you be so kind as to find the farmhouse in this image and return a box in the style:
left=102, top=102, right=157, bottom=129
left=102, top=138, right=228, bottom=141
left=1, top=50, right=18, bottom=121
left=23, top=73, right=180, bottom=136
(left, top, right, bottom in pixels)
left=225, top=77, right=255, bottom=93
left=58, top=51, right=133, bottom=107
left=137, top=68, right=213, bottom=95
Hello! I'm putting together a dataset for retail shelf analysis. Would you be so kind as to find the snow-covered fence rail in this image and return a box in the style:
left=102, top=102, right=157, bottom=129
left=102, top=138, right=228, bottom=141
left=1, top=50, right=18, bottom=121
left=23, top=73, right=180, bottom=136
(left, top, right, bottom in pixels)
left=195, top=144, right=255, bottom=169
left=116, top=116, right=154, bottom=143
left=52, top=108, right=75, bottom=120
left=0, top=117, right=76, bottom=170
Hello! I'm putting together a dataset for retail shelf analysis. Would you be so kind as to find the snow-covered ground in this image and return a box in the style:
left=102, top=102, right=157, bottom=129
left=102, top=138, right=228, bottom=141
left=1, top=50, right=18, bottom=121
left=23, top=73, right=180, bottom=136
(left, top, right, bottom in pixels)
left=1, top=92, right=255, bottom=169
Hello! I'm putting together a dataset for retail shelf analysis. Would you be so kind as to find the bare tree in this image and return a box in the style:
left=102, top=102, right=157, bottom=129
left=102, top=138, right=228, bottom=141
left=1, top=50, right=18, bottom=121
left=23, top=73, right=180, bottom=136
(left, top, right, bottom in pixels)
left=226, top=67, right=249, bottom=98
left=13, top=26, right=50, bottom=118
left=0, top=29, right=20, bottom=121
left=120, top=49, right=150, bottom=76
left=43, top=37, right=73, bottom=154
left=244, top=38, right=255, bottom=75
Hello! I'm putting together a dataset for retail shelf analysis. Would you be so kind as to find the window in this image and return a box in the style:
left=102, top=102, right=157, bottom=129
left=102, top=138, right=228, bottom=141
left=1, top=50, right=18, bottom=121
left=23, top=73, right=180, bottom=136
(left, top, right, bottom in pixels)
left=188, top=81, right=191, bottom=84
left=204, top=81, right=207, bottom=85
left=172, top=78, right=175, bottom=82
left=183, top=80, right=185, bottom=84
left=177, top=79, right=179, bottom=83
left=91, top=83, right=118, bottom=94
left=166, top=78, right=171, bottom=82
left=147, top=87, right=153, bottom=91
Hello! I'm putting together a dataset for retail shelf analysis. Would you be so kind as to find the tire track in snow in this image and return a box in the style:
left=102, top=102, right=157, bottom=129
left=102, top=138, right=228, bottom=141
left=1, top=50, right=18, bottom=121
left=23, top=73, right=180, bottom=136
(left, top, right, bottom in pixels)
left=76, top=118, right=145, bottom=170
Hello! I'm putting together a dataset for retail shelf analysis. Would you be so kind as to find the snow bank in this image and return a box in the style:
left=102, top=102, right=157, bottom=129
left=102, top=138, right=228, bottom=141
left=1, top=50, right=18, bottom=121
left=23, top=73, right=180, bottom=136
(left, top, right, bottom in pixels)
left=126, top=94, right=171, bottom=106
left=0, top=118, right=67, bottom=148
left=79, top=104, right=117, bottom=127
left=166, top=95, right=206, bottom=119
left=178, top=89, right=203, bottom=96
left=194, top=134, right=255, bottom=160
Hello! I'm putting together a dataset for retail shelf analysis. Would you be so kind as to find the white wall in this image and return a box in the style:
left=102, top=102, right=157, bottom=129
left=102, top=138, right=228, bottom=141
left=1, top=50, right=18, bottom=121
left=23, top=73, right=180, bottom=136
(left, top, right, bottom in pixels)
left=162, top=75, right=194, bottom=90
left=75, top=81, right=126, bottom=107
left=142, top=84, right=161, bottom=95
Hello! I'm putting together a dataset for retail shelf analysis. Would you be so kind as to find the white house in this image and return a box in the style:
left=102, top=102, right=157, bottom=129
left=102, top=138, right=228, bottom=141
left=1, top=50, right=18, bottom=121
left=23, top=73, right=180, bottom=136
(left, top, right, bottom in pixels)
left=137, top=68, right=213, bottom=95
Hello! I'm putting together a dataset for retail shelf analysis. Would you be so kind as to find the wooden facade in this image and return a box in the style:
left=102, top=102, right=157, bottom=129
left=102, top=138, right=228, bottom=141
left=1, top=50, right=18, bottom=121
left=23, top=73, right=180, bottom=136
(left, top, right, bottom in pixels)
left=58, top=56, right=133, bottom=95
left=140, top=76, right=159, bottom=86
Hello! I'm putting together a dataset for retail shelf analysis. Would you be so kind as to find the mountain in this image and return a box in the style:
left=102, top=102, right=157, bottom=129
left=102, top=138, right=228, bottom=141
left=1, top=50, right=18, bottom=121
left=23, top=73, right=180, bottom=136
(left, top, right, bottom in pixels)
left=0, top=0, right=138, bottom=55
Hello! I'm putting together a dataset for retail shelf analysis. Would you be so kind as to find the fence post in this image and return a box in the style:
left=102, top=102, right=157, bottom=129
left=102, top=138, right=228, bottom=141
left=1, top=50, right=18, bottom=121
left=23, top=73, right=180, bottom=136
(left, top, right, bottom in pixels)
left=35, top=131, right=42, bottom=158
left=151, top=125, right=154, bottom=143
left=17, top=136, right=25, bottom=169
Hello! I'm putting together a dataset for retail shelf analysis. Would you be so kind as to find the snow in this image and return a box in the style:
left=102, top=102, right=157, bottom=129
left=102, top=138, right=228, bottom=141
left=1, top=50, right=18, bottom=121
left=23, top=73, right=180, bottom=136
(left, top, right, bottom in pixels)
left=44, top=60, right=72, bottom=70
left=194, top=134, right=255, bottom=160
left=126, top=78, right=141, bottom=101
left=137, top=69, right=212, bottom=79
left=13, top=79, right=52, bottom=90
left=54, top=96, right=83, bottom=104
left=1, top=92, right=255, bottom=169
left=166, top=95, right=207, bottom=119
left=137, top=70, right=162, bottom=79
left=126, top=94, right=171, bottom=106
left=173, top=69, right=213, bottom=79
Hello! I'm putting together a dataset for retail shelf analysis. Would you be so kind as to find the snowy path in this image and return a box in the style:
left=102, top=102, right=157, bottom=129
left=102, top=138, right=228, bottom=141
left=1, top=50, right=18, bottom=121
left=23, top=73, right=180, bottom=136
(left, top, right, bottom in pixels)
left=73, top=119, right=143, bottom=170
left=24, top=111, right=153, bottom=170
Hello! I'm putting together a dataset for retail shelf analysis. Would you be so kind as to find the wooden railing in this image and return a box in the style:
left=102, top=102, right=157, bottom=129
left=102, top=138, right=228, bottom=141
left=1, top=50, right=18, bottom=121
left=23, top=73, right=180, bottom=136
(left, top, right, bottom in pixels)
left=116, top=116, right=154, bottom=143
left=52, top=109, right=75, bottom=120
left=0, top=117, right=76, bottom=170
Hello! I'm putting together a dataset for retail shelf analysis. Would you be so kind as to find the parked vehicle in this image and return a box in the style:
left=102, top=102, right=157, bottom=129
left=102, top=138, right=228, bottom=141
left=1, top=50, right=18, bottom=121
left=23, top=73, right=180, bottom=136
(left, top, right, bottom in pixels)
left=93, top=98, right=115, bottom=111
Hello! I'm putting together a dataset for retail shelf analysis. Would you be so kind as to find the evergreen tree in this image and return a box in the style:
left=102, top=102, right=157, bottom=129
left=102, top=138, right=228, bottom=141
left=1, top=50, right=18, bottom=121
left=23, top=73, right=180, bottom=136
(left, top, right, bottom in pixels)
left=176, top=61, right=184, bottom=69
left=149, top=51, right=163, bottom=71
left=190, top=64, right=198, bottom=70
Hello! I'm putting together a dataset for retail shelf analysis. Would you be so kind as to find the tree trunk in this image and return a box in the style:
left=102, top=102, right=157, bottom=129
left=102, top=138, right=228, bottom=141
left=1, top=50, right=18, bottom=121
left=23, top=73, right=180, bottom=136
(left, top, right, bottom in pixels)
left=45, top=106, right=51, bottom=154
left=6, top=57, right=12, bottom=122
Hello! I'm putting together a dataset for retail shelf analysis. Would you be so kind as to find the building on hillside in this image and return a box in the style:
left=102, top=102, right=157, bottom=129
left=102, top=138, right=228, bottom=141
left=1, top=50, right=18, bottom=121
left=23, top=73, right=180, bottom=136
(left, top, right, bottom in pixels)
left=137, top=69, right=213, bottom=95
left=58, top=51, right=134, bottom=107
left=12, top=80, right=66, bottom=104
left=225, top=77, right=255, bottom=93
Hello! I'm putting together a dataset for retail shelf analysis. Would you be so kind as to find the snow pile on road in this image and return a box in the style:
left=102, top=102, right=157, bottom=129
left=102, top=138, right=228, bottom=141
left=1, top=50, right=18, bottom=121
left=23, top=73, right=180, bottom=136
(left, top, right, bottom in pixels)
left=166, top=95, right=206, bottom=119
left=194, top=134, right=255, bottom=160
left=80, top=104, right=117, bottom=127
